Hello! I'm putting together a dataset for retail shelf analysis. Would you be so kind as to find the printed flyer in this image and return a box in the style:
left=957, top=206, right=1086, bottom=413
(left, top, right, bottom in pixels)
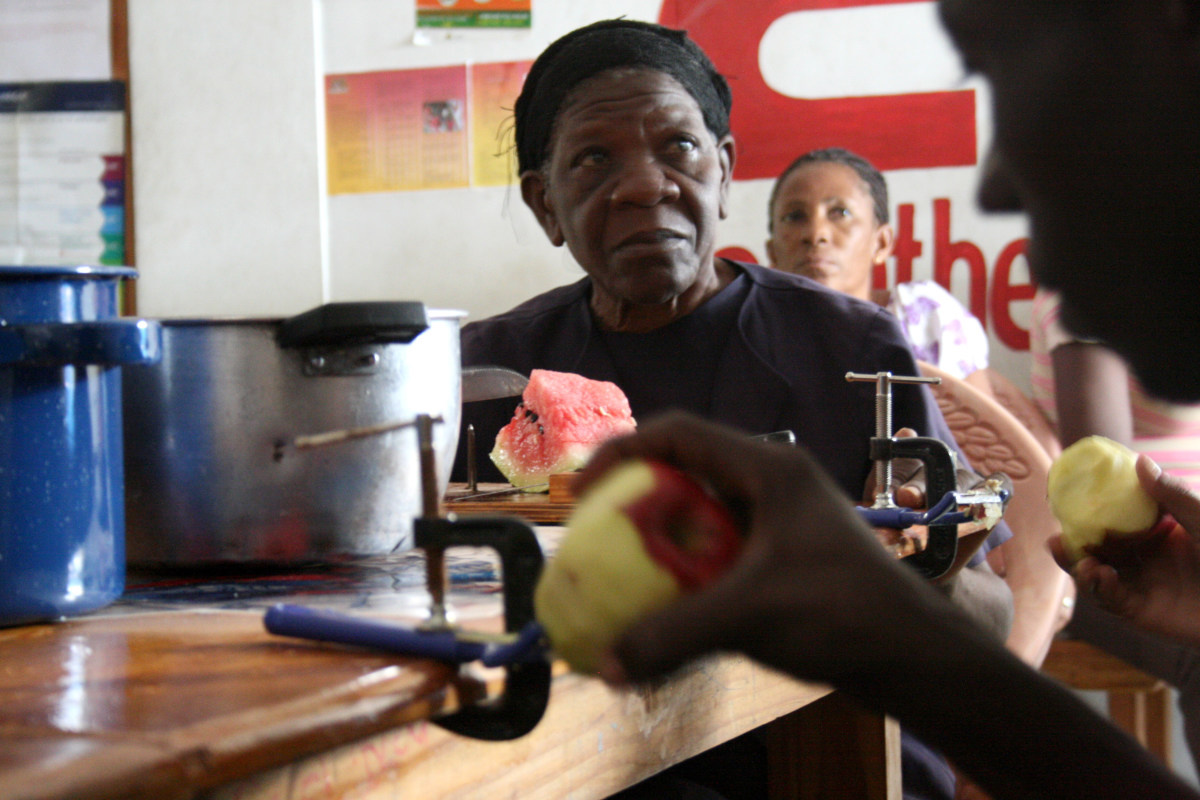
left=326, top=67, right=470, bottom=194
left=0, top=81, right=125, bottom=266
left=416, top=0, right=531, bottom=29
left=326, top=60, right=531, bottom=194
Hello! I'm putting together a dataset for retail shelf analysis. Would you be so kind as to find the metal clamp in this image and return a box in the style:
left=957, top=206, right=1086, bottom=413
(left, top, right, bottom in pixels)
left=413, top=412, right=551, bottom=740
left=846, top=371, right=959, bottom=579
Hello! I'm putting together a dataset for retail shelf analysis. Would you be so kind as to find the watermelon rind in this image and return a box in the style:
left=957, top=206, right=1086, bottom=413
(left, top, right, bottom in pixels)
left=489, top=370, right=636, bottom=491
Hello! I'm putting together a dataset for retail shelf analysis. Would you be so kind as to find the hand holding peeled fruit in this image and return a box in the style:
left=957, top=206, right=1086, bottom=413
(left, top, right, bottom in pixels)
left=1048, top=436, right=1200, bottom=646
left=534, top=458, right=742, bottom=674
left=1048, top=436, right=1160, bottom=562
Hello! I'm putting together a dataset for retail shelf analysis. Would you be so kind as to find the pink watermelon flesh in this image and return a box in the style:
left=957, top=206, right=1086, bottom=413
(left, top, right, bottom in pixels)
left=490, top=369, right=637, bottom=491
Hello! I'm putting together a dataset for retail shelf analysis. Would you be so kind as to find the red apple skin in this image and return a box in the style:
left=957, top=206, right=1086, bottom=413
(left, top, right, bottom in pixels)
left=535, top=459, right=743, bottom=674
left=624, top=461, right=743, bottom=590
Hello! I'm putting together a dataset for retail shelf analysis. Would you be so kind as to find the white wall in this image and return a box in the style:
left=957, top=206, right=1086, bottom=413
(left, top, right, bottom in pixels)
left=127, top=0, right=327, bottom=318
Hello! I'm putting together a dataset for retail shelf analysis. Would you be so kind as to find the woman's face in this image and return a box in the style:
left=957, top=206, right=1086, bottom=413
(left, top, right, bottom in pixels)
left=765, top=161, right=893, bottom=301
left=521, top=68, right=734, bottom=313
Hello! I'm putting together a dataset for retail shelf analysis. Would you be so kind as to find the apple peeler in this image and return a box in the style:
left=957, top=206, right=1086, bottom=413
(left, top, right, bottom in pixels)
left=267, top=412, right=552, bottom=741
left=266, top=378, right=1010, bottom=736
left=846, top=371, right=1009, bottom=580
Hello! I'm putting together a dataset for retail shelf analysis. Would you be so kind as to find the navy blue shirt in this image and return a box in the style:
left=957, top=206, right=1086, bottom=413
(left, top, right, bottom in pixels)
left=456, top=260, right=1007, bottom=800
left=457, top=261, right=996, bottom=518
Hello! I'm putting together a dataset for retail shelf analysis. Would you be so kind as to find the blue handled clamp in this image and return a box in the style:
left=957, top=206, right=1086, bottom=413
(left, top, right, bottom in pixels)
left=264, top=604, right=547, bottom=667
left=266, top=413, right=550, bottom=743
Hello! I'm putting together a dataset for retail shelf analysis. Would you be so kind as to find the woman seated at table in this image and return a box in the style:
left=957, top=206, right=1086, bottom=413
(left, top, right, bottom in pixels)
left=458, top=24, right=993, bottom=521
left=765, top=147, right=992, bottom=394
left=454, top=18, right=1012, bottom=800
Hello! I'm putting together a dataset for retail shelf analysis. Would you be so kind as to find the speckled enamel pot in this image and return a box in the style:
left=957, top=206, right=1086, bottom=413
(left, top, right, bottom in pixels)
left=0, top=266, right=160, bottom=626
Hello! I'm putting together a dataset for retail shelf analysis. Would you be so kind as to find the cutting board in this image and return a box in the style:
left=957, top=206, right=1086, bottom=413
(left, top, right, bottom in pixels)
left=0, top=535, right=563, bottom=800
left=443, top=477, right=576, bottom=524
left=0, top=610, right=464, bottom=800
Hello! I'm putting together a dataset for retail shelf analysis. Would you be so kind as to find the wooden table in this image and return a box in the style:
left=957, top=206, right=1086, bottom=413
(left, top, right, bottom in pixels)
left=0, top=528, right=900, bottom=800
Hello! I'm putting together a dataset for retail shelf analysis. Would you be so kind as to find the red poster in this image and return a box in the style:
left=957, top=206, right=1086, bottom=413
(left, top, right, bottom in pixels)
left=658, top=0, right=976, bottom=179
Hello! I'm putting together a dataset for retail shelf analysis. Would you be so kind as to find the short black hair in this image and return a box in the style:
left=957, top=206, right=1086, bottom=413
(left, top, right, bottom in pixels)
left=514, top=19, right=732, bottom=174
left=768, top=147, right=889, bottom=232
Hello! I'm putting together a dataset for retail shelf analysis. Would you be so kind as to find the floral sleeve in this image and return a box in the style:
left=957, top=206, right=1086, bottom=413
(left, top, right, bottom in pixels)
left=887, top=280, right=989, bottom=379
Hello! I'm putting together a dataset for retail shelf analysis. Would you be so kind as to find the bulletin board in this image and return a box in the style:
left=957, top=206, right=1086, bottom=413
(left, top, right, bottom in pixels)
left=0, top=0, right=133, bottom=305
left=0, top=81, right=125, bottom=266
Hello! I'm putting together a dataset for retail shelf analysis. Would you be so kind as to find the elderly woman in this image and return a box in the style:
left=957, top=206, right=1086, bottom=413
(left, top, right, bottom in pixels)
left=457, top=20, right=1010, bottom=800
left=460, top=22, right=992, bottom=502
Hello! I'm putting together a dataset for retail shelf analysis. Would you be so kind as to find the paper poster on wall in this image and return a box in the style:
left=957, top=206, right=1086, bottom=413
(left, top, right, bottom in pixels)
left=470, top=60, right=530, bottom=187
left=417, top=0, right=531, bottom=29
left=0, top=81, right=125, bottom=266
left=326, top=67, right=470, bottom=195
left=0, top=0, right=111, bottom=82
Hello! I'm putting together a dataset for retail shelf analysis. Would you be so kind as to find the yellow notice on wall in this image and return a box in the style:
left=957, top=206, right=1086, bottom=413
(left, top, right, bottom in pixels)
left=417, top=0, right=531, bottom=29
left=325, top=67, right=469, bottom=195
left=470, top=60, right=529, bottom=187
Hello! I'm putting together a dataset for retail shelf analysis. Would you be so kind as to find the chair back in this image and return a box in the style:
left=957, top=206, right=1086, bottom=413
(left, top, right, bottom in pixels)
left=982, top=367, right=1063, bottom=460
left=918, top=361, right=1074, bottom=667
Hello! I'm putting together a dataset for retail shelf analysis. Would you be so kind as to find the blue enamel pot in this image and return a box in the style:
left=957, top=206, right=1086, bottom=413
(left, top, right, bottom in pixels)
left=0, top=266, right=161, bottom=626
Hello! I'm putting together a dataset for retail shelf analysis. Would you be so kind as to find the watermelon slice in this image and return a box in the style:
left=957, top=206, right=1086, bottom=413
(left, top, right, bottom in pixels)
left=490, top=369, right=637, bottom=491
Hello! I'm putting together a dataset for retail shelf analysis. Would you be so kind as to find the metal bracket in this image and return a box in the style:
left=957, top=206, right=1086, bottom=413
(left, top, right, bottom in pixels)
left=413, top=413, right=550, bottom=740
left=847, top=371, right=959, bottom=579
left=299, top=346, right=385, bottom=377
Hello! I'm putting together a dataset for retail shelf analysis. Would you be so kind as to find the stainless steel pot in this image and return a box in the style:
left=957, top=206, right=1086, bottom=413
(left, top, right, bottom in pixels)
left=122, top=302, right=465, bottom=566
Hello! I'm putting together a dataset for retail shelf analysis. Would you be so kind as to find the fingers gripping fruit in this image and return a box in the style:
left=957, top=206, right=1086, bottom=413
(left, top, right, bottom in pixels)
left=1047, top=436, right=1159, bottom=562
left=533, top=459, right=742, bottom=674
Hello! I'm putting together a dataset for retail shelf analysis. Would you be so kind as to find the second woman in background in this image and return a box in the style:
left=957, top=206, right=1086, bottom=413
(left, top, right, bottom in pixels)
left=766, top=147, right=992, bottom=394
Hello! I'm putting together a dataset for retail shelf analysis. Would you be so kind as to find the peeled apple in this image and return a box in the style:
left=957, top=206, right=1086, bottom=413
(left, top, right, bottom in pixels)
left=1047, top=435, right=1159, bottom=562
left=533, top=459, right=742, bottom=674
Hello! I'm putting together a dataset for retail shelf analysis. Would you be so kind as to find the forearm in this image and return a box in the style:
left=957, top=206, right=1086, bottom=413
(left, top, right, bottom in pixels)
left=839, top=591, right=1196, bottom=800
left=737, top=552, right=1190, bottom=799
left=938, top=561, right=1013, bottom=642
left=1051, top=342, right=1134, bottom=446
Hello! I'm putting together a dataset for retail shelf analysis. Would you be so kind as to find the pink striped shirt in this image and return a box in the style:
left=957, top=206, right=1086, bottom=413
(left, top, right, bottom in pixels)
left=1031, top=289, right=1200, bottom=491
